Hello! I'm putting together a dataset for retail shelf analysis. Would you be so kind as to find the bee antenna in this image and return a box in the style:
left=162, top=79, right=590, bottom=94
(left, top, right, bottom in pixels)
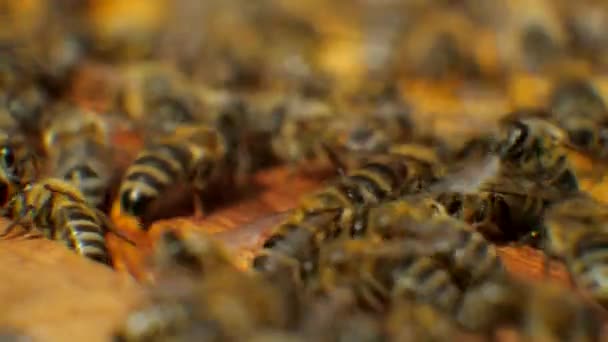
left=321, top=143, right=347, bottom=177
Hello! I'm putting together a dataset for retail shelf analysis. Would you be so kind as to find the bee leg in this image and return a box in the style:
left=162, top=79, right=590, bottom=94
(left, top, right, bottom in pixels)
left=0, top=204, right=37, bottom=238
left=192, top=192, right=206, bottom=220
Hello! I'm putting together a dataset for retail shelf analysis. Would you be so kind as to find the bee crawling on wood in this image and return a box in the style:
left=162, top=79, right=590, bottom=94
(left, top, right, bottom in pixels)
left=0, top=178, right=133, bottom=265
left=117, top=123, right=227, bottom=227
left=252, top=209, right=342, bottom=288
left=293, top=146, right=443, bottom=238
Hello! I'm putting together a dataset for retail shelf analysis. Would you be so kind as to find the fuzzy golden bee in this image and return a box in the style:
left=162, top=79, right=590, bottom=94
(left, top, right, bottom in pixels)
left=0, top=178, right=129, bottom=264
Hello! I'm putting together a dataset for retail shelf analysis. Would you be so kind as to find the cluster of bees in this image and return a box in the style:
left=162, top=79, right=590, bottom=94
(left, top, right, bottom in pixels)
left=5, top=0, right=608, bottom=341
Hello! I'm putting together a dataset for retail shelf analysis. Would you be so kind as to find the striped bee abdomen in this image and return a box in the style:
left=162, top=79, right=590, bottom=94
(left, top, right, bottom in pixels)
left=120, top=143, right=191, bottom=217
left=57, top=205, right=110, bottom=265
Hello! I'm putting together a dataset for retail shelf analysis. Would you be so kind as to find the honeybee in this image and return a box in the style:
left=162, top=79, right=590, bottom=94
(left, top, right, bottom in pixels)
left=366, top=201, right=505, bottom=286
left=252, top=209, right=342, bottom=287
left=316, top=238, right=463, bottom=314
left=117, top=63, right=193, bottom=123
left=0, top=109, right=39, bottom=205
left=43, top=105, right=113, bottom=209
left=395, top=9, right=481, bottom=79
left=495, top=0, right=568, bottom=72
left=117, top=230, right=297, bottom=342
left=0, top=178, right=129, bottom=265
left=548, top=77, right=608, bottom=158
left=457, top=277, right=602, bottom=341
left=117, top=123, right=226, bottom=226
left=496, top=114, right=579, bottom=191
left=543, top=195, right=608, bottom=308
left=420, top=151, right=579, bottom=243
left=296, top=148, right=442, bottom=237
left=271, top=83, right=414, bottom=172
left=386, top=298, right=474, bottom=342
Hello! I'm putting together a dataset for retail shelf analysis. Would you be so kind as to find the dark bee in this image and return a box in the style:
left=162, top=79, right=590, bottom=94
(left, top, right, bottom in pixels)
left=1, top=178, right=126, bottom=265
left=296, top=148, right=442, bottom=237
left=543, top=195, right=608, bottom=308
left=43, top=105, right=113, bottom=209
left=366, top=200, right=505, bottom=286
left=395, top=9, right=480, bottom=79
left=316, top=238, right=464, bottom=315
left=549, top=78, right=608, bottom=158
left=117, top=124, right=226, bottom=226
left=0, top=109, right=39, bottom=205
left=252, top=209, right=342, bottom=287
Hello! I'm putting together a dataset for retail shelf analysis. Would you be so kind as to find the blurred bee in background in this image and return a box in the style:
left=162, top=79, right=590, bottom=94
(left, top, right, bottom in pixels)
left=386, top=298, right=473, bottom=342
left=543, top=195, right=608, bottom=308
left=495, top=0, right=568, bottom=73
left=0, top=178, right=131, bottom=265
left=117, top=62, right=194, bottom=125
left=559, top=0, right=608, bottom=68
left=117, top=123, right=226, bottom=226
left=548, top=77, right=608, bottom=159
left=394, top=9, right=481, bottom=79
left=43, top=104, right=113, bottom=209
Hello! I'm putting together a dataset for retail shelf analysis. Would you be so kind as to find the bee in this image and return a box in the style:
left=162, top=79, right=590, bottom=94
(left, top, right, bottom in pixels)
left=252, top=209, right=342, bottom=287
left=117, top=63, right=192, bottom=123
left=457, top=277, right=602, bottom=340
left=366, top=200, right=505, bottom=286
left=418, top=151, right=579, bottom=243
left=543, top=195, right=608, bottom=308
left=316, top=238, right=463, bottom=315
left=386, top=298, right=476, bottom=342
left=548, top=77, right=608, bottom=158
left=395, top=9, right=480, bottom=79
left=271, top=83, right=413, bottom=172
left=495, top=0, right=567, bottom=72
left=296, top=148, right=442, bottom=237
left=117, top=123, right=226, bottom=226
left=0, top=109, right=39, bottom=205
left=117, top=231, right=296, bottom=342
left=495, top=114, right=579, bottom=191
left=42, top=105, right=113, bottom=209
left=0, top=178, right=128, bottom=265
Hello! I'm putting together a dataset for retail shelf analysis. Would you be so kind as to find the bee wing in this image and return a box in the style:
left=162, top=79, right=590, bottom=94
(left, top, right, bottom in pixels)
left=477, top=176, right=570, bottom=201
